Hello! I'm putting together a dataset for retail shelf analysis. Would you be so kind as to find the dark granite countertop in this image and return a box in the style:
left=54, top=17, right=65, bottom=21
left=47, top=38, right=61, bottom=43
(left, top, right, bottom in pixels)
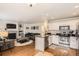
left=35, top=35, right=49, bottom=38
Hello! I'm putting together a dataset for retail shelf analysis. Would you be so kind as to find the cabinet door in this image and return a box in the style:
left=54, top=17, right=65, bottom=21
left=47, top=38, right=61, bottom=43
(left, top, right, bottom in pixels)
left=48, top=36, right=53, bottom=45
left=52, top=35, right=59, bottom=45
left=70, top=37, right=78, bottom=49
left=35, top=37, right=44, bottom=51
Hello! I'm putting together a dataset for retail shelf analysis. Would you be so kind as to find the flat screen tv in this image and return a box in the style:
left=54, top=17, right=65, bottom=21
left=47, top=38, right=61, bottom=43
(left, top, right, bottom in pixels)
left=6, top=24, right=16, bottom=29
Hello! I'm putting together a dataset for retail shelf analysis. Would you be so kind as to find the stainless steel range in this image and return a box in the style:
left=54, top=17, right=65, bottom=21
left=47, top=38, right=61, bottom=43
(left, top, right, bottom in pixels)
left=58, top=26, right=70, bottom=47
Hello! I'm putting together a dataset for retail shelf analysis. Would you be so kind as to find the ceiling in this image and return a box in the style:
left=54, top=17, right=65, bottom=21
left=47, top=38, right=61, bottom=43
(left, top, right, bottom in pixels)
left=0, top=3, right=79, bottom=23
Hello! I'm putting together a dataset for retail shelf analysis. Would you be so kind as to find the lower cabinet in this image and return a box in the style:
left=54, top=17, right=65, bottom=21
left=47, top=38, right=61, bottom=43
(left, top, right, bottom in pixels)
left=47, top=35, right=79, bottom=49
left=52, top=35, right=59, bottom=45
left=48, top=36, right=53, bottom=45
left=35, top=35, right=79, bottom=51
left=35, top=36, right=49, bottom=51
left=70, top=37, right=78, bottom=49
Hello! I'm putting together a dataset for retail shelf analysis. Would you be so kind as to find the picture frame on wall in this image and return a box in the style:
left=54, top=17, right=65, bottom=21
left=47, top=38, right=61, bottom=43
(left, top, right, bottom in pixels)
left=31, top=26, right=35, bottom=30
left=31, top=26, right=39, bottom=30
left=35, top=26, right=39, bottom=30
left=26, top=27, right=29, bottom=29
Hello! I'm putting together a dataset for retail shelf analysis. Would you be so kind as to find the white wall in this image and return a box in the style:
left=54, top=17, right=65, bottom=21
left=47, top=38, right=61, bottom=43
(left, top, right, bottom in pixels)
left=0, top=20, right=18, bottom=31
left=24, top=23, right=42, bottom=34
left=23, top=21, right=49, bottom=37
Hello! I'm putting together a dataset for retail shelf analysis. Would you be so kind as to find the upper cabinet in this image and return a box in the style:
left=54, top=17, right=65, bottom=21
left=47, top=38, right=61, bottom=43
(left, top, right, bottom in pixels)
left=48, top=18, right=79, bottom=31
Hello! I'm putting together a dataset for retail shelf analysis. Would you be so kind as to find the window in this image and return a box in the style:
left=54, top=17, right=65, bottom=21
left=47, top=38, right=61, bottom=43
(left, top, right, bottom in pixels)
left=59, top=26, right=70, bottom=30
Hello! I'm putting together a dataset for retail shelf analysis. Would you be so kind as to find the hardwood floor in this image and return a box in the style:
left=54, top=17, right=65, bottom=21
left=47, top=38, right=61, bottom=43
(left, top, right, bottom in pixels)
left=1, top=43, right=37, bottom=56
left=0, top=43, right=77, bottom=56
left=46, top=44, right=77, bottom=56
left=46, top=47, right=76, bottom=56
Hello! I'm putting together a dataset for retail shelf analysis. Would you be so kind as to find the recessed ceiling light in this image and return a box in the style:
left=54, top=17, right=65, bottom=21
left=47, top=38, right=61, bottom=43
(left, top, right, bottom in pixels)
left=75, top=5, right=79, bottom=8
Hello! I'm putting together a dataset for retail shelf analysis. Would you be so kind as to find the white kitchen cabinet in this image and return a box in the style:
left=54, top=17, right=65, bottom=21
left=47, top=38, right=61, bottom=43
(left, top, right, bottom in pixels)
left=35, top=36, right=49, bottom=51
left=70, top=37, right=78, bottom=49
left=35, top=36, right=44, bottom=51
left=48, top=36, right=53, bottom=45
left=52, top=35, right=59, bottom=45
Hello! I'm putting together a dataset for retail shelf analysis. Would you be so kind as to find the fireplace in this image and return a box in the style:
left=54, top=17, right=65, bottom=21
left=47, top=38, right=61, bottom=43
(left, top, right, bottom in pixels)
left=8, top=33, right=16, bottom=39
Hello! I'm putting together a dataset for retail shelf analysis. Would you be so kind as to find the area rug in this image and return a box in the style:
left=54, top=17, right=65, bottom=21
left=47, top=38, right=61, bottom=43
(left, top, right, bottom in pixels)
left=34, top=51, right=53, bottom=56
left=15, top=40, right=33, bottom=46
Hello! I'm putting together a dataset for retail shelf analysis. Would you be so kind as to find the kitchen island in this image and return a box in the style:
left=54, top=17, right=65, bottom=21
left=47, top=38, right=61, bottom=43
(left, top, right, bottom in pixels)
left=35, top=35, right=49, bottom=51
